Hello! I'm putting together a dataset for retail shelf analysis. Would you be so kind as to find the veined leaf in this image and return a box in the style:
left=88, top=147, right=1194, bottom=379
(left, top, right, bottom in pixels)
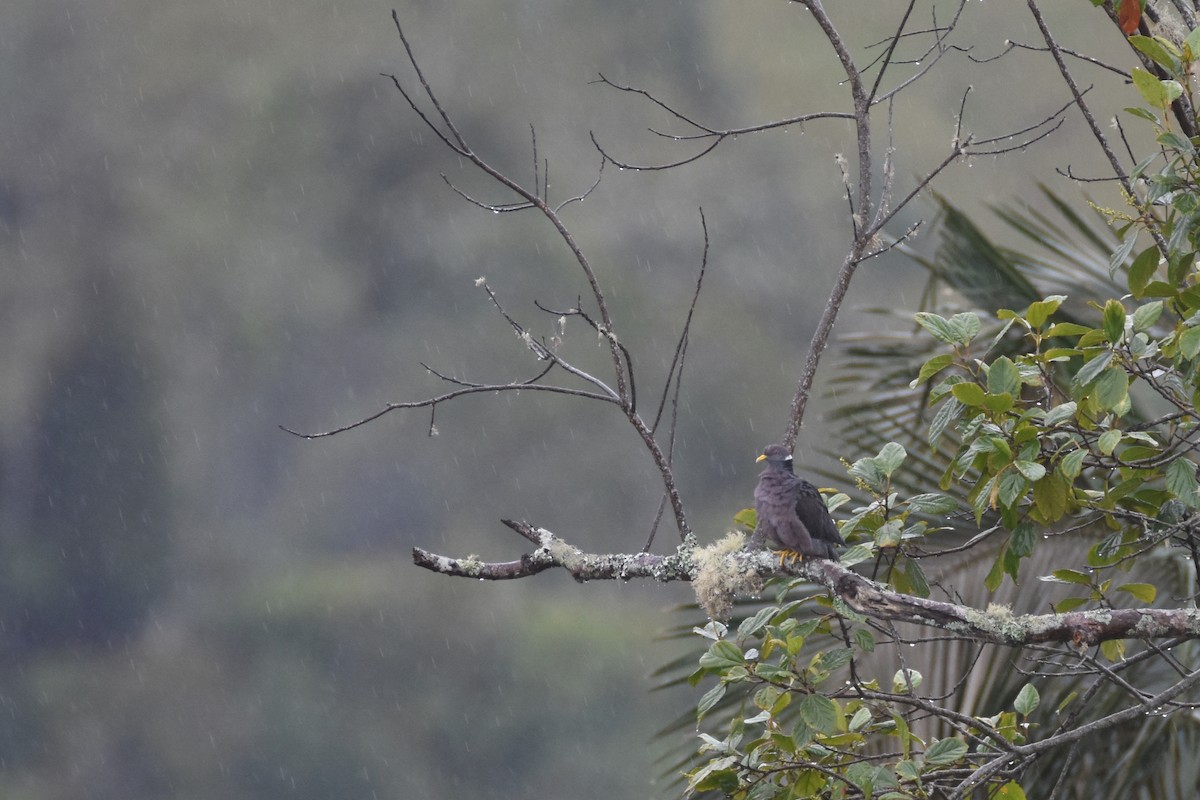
left=1014, top=683, right=1040, bottom=716
left=1043, top=402, right=1077, bottom=426
left=1095, top=367, right=1129, bottom=412
left=1117, top=583, right=1156, bottom=603
left=1131, top=300, right=1163, bottom=331
left=906, top=493, right=958, bottom=514
left=1166, top=458, right=1200, bottom=507
left=1127, top=247, right=1160, bottom=297
left=1060, top=448, right=1087, bottom=480
left=798, top=693, right=841, bottom=735
left=915, top=312, right=958, bottom=344
left=923, top=737, right=967, bottom=766
left=875, top=442, right=907, bottom=477
left=1098, top=428, right=1122, bottom=455
left=1074, top=350, right=1113, bottom=388
left=988, top=356, right=1021, bottom=398
left=914, top=353, right=954, bottom=385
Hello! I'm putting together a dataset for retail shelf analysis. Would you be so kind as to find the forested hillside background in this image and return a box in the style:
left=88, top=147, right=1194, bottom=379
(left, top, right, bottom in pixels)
left=1, top=2, right=1121, bottom=797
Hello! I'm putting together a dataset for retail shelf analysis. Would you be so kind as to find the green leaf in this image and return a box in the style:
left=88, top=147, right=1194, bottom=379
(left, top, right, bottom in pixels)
left=905, top=557, right=930, bottom=599
left=1131, top=300, right=1163, bottom=331
left=689, top=759, right=740, bottom=794
left=738, top=605, right=778, bottom=639
left=998, top=470, right=1027, bottom=510
left=906, top=493, right=958, bottom=514
left=1054, top=596, right=1088, bottom=612
left=1032, top=474, right=1068, bottom=520
left=1127, top=247, right=1160, bottom=297
left=1102, top=299, right=1127, bottom=343
left=949, top=312, right=982, bottom=343
left=1024, top=296, right=1065, bottom=328
left=929, top=397, right=963, bottom=449
left=798, top=693, right=841, bottom=735
left=984, top=392, right=1014, bottom=414
left=699, top=640, right=746, bottom=670
left=1010, top=521, right=1037, bottom=558
left=816, top=648, right=855, bottom=673
left=1041, top=402, right=1080, bottom=429
left=1129, top=35, right=1181, bottom=71
left=839, top=544, right=873, bottom=567
left=876, top=442, right=907, bottom=477
left=854, top=627, right=876, bottom=653
left=1117, top=582, right=1157, bottom=603
left=892, top=668, right=922, bottom=693
left=697, top=682, right=726, bottom=722
left=1166, top=458, right=1200, bottom=507
left=1048, top=568, right=1093, bottom=586
left=1074, top=350, right=1113, bottom=389
left=1043, top=402, right=1077, bottom=426
left=1179, top=325, right=1200, bottom=359
left=1014, top=460, right=1046, bottom=482
left=1060, top=448, right=1087, bottom=480
left=1125, top=105, right=1159, bottom=123
left=1159, top=130, right=1195, bottom=152
left=915, top=353, right=954, bottom=385
left=1131, top=66, right=1170, bottom=108
left=914, top=312, right=958, bottom=344
left=1101, top=638, right=1126, bottom=662
left=1095, top=367, right=1129, bottom=412
left=1013, top=683, right=1040, bottom=716
left=1109, top=229, right=1139, bottom=275
left=849, top=456, right=887, bottom=493
left=984, top=547, right=1007, bottom=591
left=1098, top=428, right=1122, bottom=455
left=849, top=706, right=872, bottom=731
left=988, top=356, right=1021, bottom=398
left=923, top=737, right=968, bottom=766
left=993, top=781, right=1028, bottom=800
left=1044, top=322, right=1093, bottom=337
left=733, top=507, right=757, bottom=530
left=952, top=382, right=986, bottom=408
left=875, top=519, right=903, bottom=548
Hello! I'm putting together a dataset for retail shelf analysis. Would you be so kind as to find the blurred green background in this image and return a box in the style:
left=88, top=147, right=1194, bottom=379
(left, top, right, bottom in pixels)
left=1, top=1, right=1125, bottom=797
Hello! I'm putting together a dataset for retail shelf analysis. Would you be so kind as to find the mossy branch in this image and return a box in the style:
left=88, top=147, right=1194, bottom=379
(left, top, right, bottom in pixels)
left=414, top=522, right=1200, bottom=648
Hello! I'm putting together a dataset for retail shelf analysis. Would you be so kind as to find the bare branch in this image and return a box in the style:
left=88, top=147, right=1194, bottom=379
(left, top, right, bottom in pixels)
left=652, top=210, right=709, bottom=435
left=970, top=39, right=1132, bottom=79
left=386, top=12, right=630, bottom=406
left=412, top=527, right=1200, bottom=647
left=1025, top=0, right=1171, bottom=260
left=280, top=373, right=617, bottom=439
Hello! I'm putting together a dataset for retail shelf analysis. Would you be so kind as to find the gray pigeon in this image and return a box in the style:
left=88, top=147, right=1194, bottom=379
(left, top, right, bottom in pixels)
left=754, top=444, right=844, bottom=563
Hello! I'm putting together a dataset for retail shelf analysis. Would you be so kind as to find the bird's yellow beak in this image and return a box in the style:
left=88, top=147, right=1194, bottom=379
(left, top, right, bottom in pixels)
left=756, top=454, right=767, bottom=463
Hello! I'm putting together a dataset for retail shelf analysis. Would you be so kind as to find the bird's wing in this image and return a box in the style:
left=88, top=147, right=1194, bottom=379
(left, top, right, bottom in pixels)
left=795, top=483, right=845, bottom=546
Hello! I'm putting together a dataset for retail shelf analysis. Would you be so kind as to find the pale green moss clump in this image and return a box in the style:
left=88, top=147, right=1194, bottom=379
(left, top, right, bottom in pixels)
left=458, top=554, right=485, bottom=577
left=691, top=532, right=764, bottom=621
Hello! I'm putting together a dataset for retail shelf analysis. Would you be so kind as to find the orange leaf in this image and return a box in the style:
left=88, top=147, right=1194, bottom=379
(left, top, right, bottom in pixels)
left=1119, top=0, right=1141, bottom=35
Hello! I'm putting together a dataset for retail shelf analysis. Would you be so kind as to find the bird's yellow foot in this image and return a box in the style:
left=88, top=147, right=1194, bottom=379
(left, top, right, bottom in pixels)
left=776, top=550, right=804, bottom=568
